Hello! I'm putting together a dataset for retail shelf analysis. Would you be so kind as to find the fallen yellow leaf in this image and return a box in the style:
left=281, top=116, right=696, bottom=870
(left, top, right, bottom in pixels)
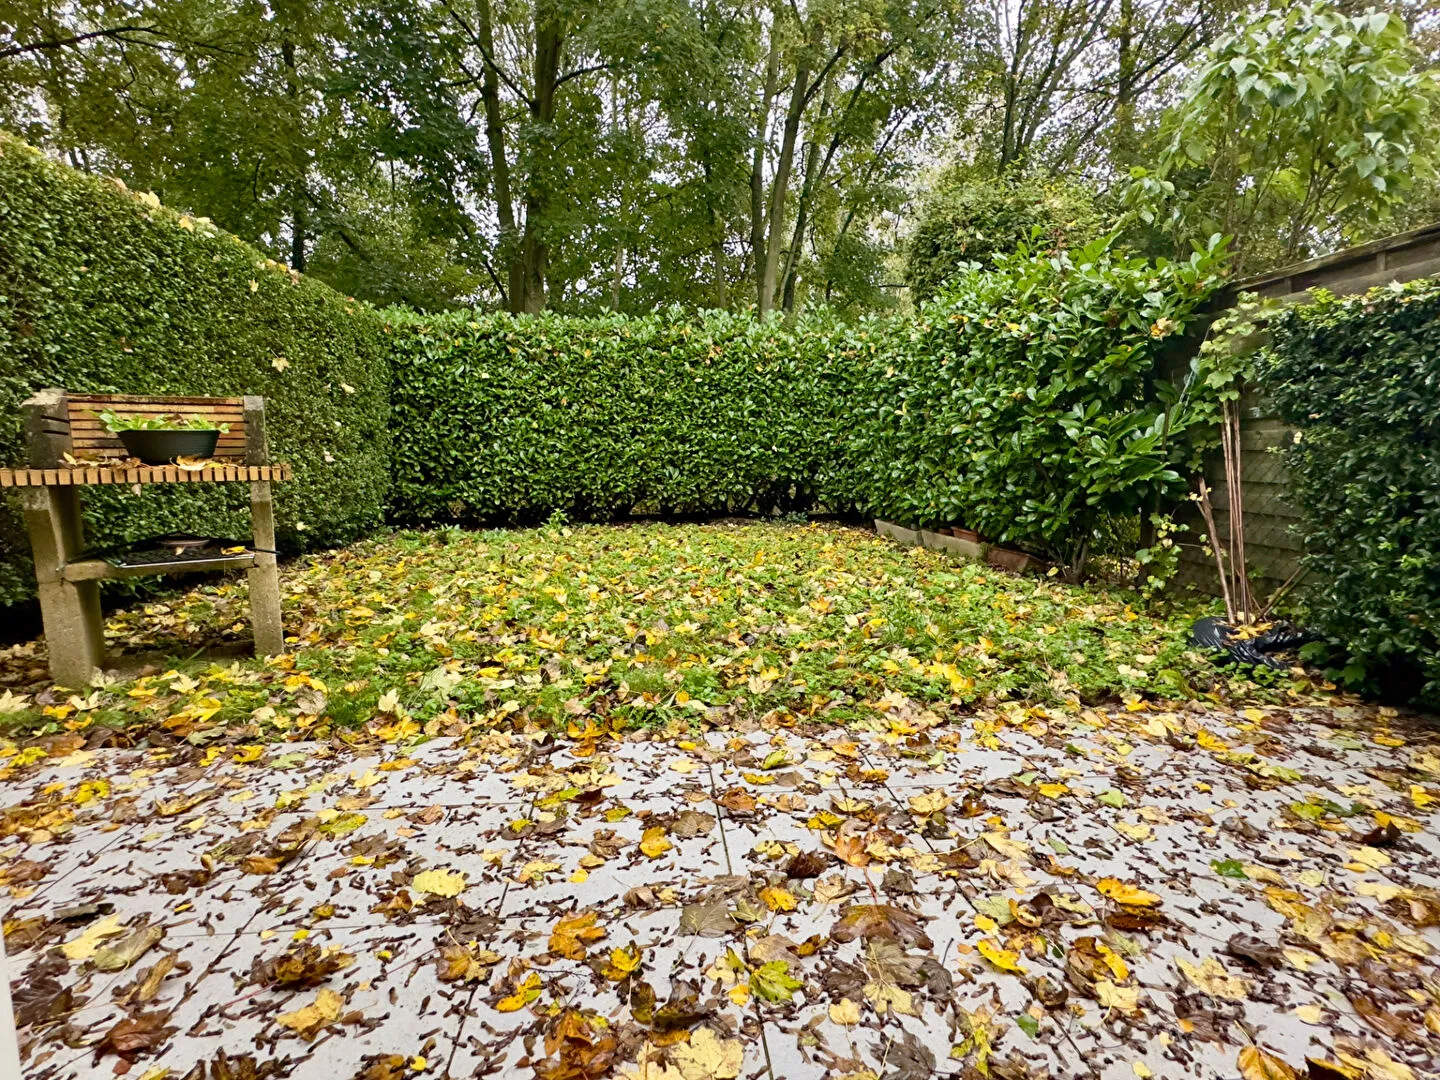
left=1237, top=1046, right=1298, bottom=1080
left=1097, top=878, right=1161, bottom=907
left=411, top=868, right=467, bottom=897
left=550, top=910, right=606, bottom=960
left=640, top=826, right=673, bottom=859
left=495, top=971, right=541, bottom=1013
left=759, top=885, right=797, bottom=912
left=61, top=915, right=124, bottom=960
left=976, top=938, right=1025, bottom=974
left=275, top=987, right=343, bottom=1039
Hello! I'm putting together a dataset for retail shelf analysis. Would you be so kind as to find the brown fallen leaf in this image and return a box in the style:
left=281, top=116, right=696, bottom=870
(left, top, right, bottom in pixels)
left=254, top=943, right=356, bottom=989
left=1348, top=992, right=1427, bottom=1043
left=1028, top=975, right=1069, bottom=1008
left=624, top=886, right=662, bottom=909
left=435, top=943, right=499, bottom=983
left=830, top=904, right=932, bottom=950
left=1226, top=933, right=1283, bottom=969
left=825, top=832, right=871, bottom=868
left=783, top=850, right=830, bottom=879
left=12, top=970, right=80, bottom=1028
left=94, top=1011, right=175, bottom=1060
left=671, top=810, right=716, bottom=839
left=536, top=1008, right=621, bottom=1080
left=1356, top=822, right=1402, bottom=848
left=679, top=899, right=733, bottom=938
left=179, top=1050, right=293, bottom=1079
left=717, top=788, right=756, bottom=815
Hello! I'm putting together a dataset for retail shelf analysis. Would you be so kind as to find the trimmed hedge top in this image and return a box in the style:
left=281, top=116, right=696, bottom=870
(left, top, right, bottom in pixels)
left=0, top=132, right=390, bottom=606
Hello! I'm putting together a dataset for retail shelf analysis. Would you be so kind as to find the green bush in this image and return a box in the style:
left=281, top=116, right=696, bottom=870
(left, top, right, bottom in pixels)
left=386, top=308, right=850, bottom=525
left=0, top=132, right=390, bottom=607
left=1263, top=280, right=1440, bottom=706
left=839, top=236, right=1226, bottom=572
left=904, top=173, right=1111, bottom=302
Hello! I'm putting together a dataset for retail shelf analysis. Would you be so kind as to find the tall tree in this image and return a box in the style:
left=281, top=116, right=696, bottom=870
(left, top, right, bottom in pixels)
left=1129, top=2, right=1439, bottom=274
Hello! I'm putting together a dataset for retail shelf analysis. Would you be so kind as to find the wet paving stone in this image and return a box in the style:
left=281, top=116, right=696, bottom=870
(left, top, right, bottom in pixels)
left=6, top=702, right=1440, bottom=1080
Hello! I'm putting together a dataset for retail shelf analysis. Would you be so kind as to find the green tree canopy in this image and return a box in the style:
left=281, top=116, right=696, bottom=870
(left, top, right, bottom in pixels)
left=1127, top=2, right=1440, bottom=274
left=904, top=172, right=1110, bottom=301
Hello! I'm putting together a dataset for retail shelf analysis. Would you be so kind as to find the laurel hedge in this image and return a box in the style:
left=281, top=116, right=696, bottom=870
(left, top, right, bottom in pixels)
left=387, top=237, right=1227, bottom=576
left=386, top=307, right=854, bottom=525
left=0, top=132, right=391, bottom=607
left=1264, top=280, right=1440, bottom=705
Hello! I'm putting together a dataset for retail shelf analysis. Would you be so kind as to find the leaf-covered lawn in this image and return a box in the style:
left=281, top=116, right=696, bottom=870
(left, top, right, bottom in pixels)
left=1, top=521, right=1327, bottom=744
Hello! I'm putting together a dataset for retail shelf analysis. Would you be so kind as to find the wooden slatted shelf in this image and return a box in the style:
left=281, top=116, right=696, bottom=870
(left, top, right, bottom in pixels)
left=0, top=463, right=292, bottom=487
left=62, top=553, right=257, bottom=582
left=65, top=394, right=252, bottom=461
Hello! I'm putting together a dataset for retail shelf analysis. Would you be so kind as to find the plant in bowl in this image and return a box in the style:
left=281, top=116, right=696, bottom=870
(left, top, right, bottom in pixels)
left=97, top=410, right=230, bottom=464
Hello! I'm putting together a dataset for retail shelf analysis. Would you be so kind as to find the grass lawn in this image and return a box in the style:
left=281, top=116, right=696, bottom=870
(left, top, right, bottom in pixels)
left=0, top=521, right=1330, bottom=747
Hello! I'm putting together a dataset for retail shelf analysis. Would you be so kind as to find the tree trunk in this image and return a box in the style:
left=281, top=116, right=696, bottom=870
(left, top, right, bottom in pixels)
left=477, top=0, right=522, bottom=311
left=610, top=246, right=625, bottom=310
left=519, top=11, right=563, bottom=313
left=1112, top=0, right=1137, bottom=165
left=281, top=38, right=307, bottom=272
left=711, top=238, right=728, bottom=309
left=780, top=83, right=831, bottom=314
left=749, top=28, right=781, bottom=308
left=701, top=159, right=728, bottom=309
left=759, top=41, right=812, bottom=316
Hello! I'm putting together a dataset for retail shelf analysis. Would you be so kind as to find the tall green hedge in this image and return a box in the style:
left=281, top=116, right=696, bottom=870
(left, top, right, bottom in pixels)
left=839, top=237, right=1225, bottom=571
left=0, top=132, right=390, bottom=607
left=388, top=238, right=1226, bottom=574
left=387, top=308, right=850, bottom=524
left=1264, top=280, right=1440, bottom=706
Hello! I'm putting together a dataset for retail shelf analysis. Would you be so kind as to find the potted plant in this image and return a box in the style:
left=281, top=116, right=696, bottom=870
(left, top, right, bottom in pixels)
left=97, top=409, right=229, bottom=464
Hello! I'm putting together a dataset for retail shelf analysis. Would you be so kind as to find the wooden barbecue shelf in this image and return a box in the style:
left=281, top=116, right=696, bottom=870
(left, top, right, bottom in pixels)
left=0, top=463, right=292, bottom=487
left=62, top=553, right=258, bottom=582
